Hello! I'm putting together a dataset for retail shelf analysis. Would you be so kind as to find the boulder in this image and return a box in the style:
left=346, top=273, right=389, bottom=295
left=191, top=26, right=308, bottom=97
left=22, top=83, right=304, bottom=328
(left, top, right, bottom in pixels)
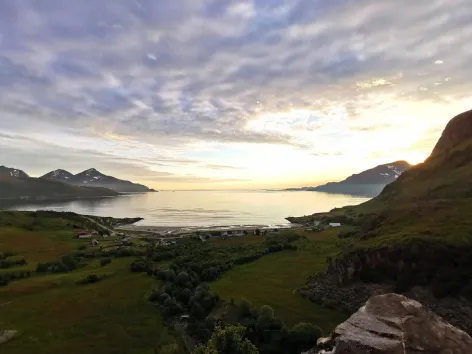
left=310, top=293, right=472, bottom=354
left=0, top=330, right=18, bottom=345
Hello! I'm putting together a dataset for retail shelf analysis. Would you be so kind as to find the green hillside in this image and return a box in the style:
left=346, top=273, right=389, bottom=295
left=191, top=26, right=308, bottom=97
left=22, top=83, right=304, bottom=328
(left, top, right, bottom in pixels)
left=0, top=210, right=184, bottom=354
left=292, top=110, right=472, bottom=333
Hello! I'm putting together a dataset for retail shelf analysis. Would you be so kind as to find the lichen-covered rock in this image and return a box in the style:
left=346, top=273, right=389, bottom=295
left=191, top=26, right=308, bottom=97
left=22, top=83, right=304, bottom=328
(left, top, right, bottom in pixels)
left=310, top=293, right=472, bottom=354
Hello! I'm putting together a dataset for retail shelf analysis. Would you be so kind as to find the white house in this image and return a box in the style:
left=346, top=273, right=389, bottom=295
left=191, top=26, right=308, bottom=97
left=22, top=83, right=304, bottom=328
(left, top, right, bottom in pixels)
left=329, top=223, right=341, bottom=227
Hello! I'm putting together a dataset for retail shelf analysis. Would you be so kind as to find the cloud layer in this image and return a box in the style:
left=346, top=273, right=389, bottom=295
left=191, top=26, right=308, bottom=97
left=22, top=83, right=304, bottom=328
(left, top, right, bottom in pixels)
left=1, top=0, right=472, bottom=188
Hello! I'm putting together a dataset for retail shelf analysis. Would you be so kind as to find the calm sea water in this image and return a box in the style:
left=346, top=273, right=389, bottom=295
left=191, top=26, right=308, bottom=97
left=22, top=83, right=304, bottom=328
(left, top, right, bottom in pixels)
left=1, top=191, right=370, bottom=227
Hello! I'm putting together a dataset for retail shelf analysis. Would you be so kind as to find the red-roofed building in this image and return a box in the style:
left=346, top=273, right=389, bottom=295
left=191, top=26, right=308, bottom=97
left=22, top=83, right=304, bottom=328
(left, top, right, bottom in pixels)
left=76, top=231, right=92, bottom=239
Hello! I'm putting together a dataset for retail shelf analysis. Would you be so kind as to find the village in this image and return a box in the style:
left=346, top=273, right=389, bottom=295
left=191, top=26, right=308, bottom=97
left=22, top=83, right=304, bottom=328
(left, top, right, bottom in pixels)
left=74, top=215, right=344, bottom=251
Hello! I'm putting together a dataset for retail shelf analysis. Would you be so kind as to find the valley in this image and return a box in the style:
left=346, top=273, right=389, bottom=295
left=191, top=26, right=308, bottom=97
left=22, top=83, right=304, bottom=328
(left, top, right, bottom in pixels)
left=0, top=210, right=348, bottom=354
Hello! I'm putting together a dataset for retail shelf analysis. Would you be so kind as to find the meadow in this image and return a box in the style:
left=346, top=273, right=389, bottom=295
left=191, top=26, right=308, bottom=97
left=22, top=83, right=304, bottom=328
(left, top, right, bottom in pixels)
left=0, top=211, right=184, bottom=354
left=0, top=210, right=349, bottom=353
left=211, top=228, right=348, bottom=332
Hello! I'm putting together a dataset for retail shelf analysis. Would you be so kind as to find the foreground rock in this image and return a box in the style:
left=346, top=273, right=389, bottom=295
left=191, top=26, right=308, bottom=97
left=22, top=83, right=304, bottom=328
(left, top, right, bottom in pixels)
left=309, top=293, right=472, bottom=354
left=0, top=330, right=18, bottom=345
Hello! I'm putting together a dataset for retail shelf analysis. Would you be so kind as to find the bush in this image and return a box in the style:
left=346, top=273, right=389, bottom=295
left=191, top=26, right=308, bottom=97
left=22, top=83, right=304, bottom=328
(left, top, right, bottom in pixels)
left=130, top=258, right=151, bottom=272
left=240, top=298, right=253, bottom=318
left=77, top=274, right=102, bottom=285
left=289, top=323, right=323, bottom=352
left=100, top=258, right=112, bottom=267
left=193, top=325, right=258, bottom=354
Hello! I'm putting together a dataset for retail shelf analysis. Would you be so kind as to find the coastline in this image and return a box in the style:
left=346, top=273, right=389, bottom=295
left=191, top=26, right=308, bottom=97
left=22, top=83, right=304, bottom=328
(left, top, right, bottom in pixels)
left=117, top=223, right=301, bottom=236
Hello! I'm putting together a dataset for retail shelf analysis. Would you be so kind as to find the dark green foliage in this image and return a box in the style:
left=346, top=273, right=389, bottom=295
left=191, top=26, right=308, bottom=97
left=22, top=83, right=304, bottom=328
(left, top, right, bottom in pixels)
left=130, top=257, right=151, bottom=272
left=239, top=299, right=252, bottom=317
left=36, top=255, right=78, bottom=273
left=100, top=258, right=112, bottom=267
left=0, top=270, right=32, bottom=286
left=77, top=274, right=102, bottom=285
left=0, top=256, right=27, bottom=269
left=255, top=305, right=275, bottom=334
left=288, top=323, right=323, bottom=353
left=145, top=232, right=312, bottom=353
left=193, top=325, right=259, bottom=354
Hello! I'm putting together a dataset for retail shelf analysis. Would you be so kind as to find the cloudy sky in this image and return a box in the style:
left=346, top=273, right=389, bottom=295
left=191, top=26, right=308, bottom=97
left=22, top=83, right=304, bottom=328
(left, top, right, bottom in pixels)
left=1, top=0, right=471, bottom=189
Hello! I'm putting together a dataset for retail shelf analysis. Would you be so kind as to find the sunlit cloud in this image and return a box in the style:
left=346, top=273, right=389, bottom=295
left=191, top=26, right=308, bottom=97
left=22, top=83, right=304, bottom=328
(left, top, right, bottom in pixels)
left=0, top=0, right=472, bottom=188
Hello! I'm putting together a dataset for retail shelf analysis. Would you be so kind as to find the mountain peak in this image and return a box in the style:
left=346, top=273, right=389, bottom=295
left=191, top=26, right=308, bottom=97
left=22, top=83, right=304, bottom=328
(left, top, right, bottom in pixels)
left=0, top=165, right=29, bottom=178
left=41, top=169, right=74, bottom=181
left=431, top=109, right=472, bottom=158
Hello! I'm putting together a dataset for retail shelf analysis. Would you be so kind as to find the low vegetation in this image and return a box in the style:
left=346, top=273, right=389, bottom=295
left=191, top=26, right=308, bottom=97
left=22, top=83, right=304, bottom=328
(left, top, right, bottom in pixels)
left=0, top=210, right=352, bottom=353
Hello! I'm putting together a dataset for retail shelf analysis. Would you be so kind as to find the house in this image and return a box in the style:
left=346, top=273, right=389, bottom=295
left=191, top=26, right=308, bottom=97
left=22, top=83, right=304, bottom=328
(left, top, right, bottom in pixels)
left=89, top=239, right=100, bottom=246
left=76, top=231, right=92, bottom=239
left=329, top=223, right=341, bottom=227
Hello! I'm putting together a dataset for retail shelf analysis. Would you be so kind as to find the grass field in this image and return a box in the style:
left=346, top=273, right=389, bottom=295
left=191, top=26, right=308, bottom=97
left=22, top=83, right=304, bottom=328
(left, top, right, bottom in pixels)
left=211, top=229, right=348, bottom=333
left=0, top=258, right=184, bottom=354
left=0, top=211, right=184, bottom=354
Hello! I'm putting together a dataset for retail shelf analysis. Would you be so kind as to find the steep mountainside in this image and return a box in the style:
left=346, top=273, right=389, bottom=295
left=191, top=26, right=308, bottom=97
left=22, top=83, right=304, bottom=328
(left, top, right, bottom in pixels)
left=41, top=168, right=155, bottom=193
left=295, top=110, right=472, bottom=333
left=0, top=165, right=29, bottom=178
left=287, top=161, right=411, bottom=196
left=376, top=109, right=472, bottom=203
left=0, top=174, right=118, bottom=200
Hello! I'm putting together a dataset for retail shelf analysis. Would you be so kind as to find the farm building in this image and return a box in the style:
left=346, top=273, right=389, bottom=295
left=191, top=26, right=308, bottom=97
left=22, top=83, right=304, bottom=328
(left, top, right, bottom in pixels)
left=329, top=223, right=341, bottom=227
left=76, top=231, right=92, bottom=239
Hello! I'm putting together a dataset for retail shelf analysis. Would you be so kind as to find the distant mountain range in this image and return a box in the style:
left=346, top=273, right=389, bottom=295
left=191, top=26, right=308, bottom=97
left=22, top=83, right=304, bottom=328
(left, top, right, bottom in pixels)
left=0, top=166, right=118, bottom=201
left=41, top=168, right=156, bottom=193
left=286, top=161, right=412, bottom=196
left=0, top=166, right=156, bottom=201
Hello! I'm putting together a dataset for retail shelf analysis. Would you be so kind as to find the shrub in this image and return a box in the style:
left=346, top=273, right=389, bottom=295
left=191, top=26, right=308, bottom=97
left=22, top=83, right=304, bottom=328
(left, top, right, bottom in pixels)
left=289, top=323, right=323, bottom=352
left=130, top=258, right=151, bottom=272
left=77, top=274, right=102, bottom=285
left=193, top=325, right=258, bottom=354
left=100, top=258, right=112, bottom=267
left=240, top=298, right=253, bottom=317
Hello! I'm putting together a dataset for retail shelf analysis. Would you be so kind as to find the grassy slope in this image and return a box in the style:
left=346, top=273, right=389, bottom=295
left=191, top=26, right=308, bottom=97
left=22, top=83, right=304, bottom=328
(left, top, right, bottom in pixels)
left=211, top=229, right=348, bottom=332
left=0, top=211, right=184, bottom=354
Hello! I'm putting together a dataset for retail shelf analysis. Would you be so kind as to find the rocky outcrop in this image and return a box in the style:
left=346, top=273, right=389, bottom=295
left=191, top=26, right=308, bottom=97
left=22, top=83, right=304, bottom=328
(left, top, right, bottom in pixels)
left=300, top=240, right=472, bottom=333
left=307, top=293, right=472, bottom=354
left=431, top=109, right=472, bottom=158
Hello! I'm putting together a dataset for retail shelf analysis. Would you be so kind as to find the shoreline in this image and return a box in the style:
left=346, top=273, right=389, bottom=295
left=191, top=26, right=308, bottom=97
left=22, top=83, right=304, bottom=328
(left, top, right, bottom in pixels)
left=117, top=223, right=301, bottom=236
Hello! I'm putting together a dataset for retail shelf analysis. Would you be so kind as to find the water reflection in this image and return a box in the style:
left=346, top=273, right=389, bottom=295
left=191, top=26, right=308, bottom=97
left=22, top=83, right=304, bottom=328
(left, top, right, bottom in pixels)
left=1, top=191, right=370, bottom=227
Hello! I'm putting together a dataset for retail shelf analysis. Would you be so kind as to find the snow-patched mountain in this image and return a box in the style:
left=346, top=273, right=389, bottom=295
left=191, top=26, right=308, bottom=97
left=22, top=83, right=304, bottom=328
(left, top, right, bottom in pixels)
left=1, top=166, right=118, bottom=200
left=0, top=165, right=29, bottom=178
left=40, top=169, right=74, bottom=182
left=286, top=161, right=412, bottom=197
left=338, top=160, right=412, bottom=185
left=42, top=168, right=155, bottom=193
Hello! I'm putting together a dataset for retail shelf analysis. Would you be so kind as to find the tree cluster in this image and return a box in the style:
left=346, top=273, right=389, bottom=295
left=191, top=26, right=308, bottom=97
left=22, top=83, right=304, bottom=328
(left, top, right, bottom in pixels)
left=236, top=300, right=323, bottom=354
left=0, top=252, right=27, bottom=269
left=36, top=255, right=78, bottom=273
left=0, top=270, right=32, bottom=287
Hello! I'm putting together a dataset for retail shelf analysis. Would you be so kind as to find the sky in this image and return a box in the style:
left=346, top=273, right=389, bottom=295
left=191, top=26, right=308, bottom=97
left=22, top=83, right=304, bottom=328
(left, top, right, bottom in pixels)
left=1, top=0, right=472, bottom=190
